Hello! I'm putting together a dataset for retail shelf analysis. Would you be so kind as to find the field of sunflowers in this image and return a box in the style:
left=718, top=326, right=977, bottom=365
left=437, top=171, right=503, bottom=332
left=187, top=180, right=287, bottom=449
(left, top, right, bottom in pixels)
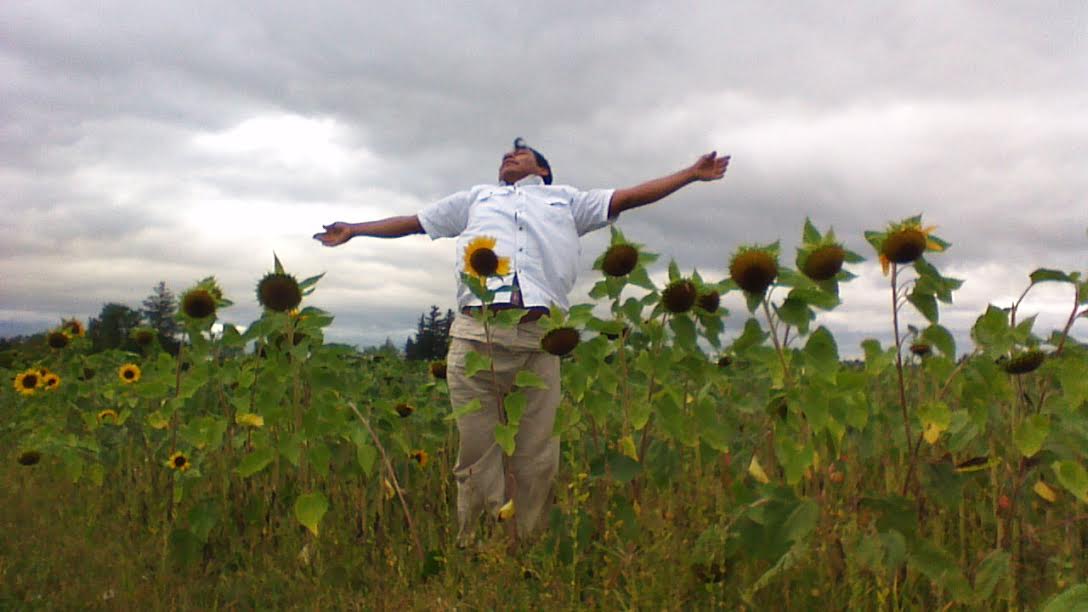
left=2, top=216, right=1087, bottom=610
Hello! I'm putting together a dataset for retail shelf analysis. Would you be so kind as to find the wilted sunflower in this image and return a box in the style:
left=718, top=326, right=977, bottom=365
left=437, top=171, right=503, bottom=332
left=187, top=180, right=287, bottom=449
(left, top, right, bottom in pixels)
left=256, top=272, right=303, bottom=312
left=61, top=319, right=85, bottom=337
left=395, top=403, right=415, bottom=418
left=410, top=449, right=429, bottom=468
left=696, top=290, right=721, bottom=313
left=167, top=451, right=191, bottom=472
left=429, top=361, right=447, bottom=380
left=42, top=372, right=60, bottom=391
left=17, top=450, right=42, bottom=466
left=872, top=218, right=946, bottom=275
left=601, top=243, right=639, bottom=277
left=131, top=327, right=156, bottom=347
left=13, top=370, right=39, bottom=396
left=97, top=409, right=120, bottom=424
left=47, top=330, right=70, bottom=349
left=729, top=247, right=778, bottom=295
left=717, top=355, right=733, bottom=368
left=118, top=363, right=141, bottom=384
left=463, top=236, right=510, bottom=279
left=181, top=288, right=217, bottom=319
left=662, top=279, right=697, bottom=313
left=541, top=327, right=580, bottom=356
left=1002, top=349, right=1046, bottom=375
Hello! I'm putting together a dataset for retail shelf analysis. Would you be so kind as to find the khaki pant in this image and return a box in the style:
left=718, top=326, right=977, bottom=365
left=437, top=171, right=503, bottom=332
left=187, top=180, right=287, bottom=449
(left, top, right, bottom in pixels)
left=446, top=315, right=560, bottom=543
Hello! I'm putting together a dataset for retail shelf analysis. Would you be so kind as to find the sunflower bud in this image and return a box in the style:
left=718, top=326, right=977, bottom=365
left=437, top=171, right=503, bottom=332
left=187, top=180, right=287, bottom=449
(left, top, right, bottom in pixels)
left=541, top=327, right=580, bottom=356
left=1002, top=349, right=1045, bottom=375
left=909, top=342, right=931, bottom=357
left=717, top=355, right=733, bottom=368
left=696, top=291, right=721, bottom=313
left=601, top=244, right=639, bottom=277
left=801, top=245, right=845, bottom=281
left=131, top=328, right=156, bottom=347
left=257, top=273, right=303, bottom=312
left=881, top=229, right=927, bottom=264
left=395, top=403, right=414, bottom=418
left=662, top=279, right=697, bottom=313
left=729, top=250, right=778, bottom=295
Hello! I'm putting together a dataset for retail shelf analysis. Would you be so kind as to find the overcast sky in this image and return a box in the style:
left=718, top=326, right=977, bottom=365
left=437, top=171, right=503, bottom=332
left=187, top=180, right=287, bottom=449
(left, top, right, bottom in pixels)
left=2, top=1, right=1086, bottom=355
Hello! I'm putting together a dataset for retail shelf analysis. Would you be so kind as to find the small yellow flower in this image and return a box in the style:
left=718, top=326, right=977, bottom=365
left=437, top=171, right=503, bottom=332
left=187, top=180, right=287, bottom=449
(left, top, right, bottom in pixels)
left=118, top=364, right=141, bottom=384
left=98, top=409, right=120, bottom=424
left=410, top=449, right=429, bottom=468
left=462, top=236, right=510, bottom=279
left=13, top=370, right=40, bottom=396
left=748, top=456, right=771, bottom=484
left=1034, top=481, right=1058, bottom=503
left=235, top=413, right=265, bottom=428
left=497, top=499, right=516, bottom=522
left=167, top=451, right=191, bottom=472
left=42, top=373, right=60, bottom=391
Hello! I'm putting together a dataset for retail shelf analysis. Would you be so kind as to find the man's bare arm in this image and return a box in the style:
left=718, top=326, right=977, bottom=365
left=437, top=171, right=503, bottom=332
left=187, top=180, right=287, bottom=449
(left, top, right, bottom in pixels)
left=608, top=152, right=729, bottom=217
left=313, top=215, right=424, bottom=247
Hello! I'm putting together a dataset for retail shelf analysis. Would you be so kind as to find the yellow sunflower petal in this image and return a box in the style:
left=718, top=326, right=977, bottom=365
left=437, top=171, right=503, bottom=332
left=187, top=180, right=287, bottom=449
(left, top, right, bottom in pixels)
left=1034, top=481, right=1058, bottom=503
left=880, top=254, right=891, bottom=276
left=926, top=238, right=944, bottom=252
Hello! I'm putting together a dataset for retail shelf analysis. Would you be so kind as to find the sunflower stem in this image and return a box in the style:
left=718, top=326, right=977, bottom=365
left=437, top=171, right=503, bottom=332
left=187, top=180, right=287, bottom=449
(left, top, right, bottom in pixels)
left=891, top=264, right=915, bottom=496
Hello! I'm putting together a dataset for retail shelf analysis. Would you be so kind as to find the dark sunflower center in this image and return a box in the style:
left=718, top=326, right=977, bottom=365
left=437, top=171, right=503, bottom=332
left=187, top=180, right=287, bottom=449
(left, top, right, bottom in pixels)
left=174, top=456, right=187, bottom=467
left=469, top=248, right=499, bottom=277
left=21, top=374, right=38, bottom=388
left=123, top=369, right=135, bottom=379
left=183, top=291, right=216, bottom=319
left=258, top=274, right=303, bottom=312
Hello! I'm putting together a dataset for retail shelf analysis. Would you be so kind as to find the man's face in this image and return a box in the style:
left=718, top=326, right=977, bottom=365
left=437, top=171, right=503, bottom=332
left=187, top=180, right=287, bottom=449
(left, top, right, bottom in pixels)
left=498, top=148, right=548, bottom=184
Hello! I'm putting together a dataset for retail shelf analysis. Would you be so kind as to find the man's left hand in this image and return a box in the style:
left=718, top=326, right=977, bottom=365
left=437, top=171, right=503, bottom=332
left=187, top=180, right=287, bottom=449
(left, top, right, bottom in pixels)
left=690, top=151, right=730, bottom=181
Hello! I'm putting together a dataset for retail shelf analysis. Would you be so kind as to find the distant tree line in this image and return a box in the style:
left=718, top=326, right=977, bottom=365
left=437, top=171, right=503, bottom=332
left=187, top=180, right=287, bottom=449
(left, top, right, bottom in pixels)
left=404, top=305, right=455, bottom=361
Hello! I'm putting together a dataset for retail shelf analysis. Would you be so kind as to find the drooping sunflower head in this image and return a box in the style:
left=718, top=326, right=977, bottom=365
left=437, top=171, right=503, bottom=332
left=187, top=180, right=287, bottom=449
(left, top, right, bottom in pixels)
left=256, top=273, right=303, bottom=312
left=131, top=327, right=156, bottom=347
left=118, top=364, right=141, bottom=384
left=98, top=409, right=120, bottom=424
left=909, top=342, right=932, bottom=358
left=42, top=373, right=60, bottom=391
left=167, top=451, right=191, bottom=472
left=47, top=330, right=71, bottom=349
left=395, top=403, right=415, bottom=418
left=867, top=216, right=947, bottom=275
left=410, top=449, right=429, bottom=468
left=61, top=319, right=85, bottom=337
left=1002, top=349, right=1046, bottom=375
left=729, top=245, right=779, bottom=295
left=181, top=288, right=217, bottom=320
left=696, top=290, right=721, bottom=313
left=429, top=360, right=448, bottom=380
left=601, top=243, right=639, bottom=277
left=14, top=370, right=40, bottom=396
left=801, top=244, right=846, bottom=281
left=717, top=355, right=733, bottom=368
left=463, top=236, right=510, bottom=279
left=541, top=327, right=580, bottom=356
left=662, top=279, right=698, bottom=313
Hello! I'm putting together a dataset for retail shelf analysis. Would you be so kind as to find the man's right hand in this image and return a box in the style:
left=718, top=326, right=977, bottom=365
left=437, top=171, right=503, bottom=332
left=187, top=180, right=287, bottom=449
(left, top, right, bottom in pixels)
left=313, top=222, right=354, bottom=247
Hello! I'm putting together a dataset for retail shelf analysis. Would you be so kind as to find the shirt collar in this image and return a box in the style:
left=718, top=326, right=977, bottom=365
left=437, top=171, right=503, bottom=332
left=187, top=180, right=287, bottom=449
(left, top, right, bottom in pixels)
left=502, top=174, right=545, bottom=188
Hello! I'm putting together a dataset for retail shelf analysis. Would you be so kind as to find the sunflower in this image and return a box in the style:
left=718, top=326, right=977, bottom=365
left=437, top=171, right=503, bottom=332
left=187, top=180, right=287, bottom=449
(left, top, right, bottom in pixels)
left=97, top=409, right=120, bottom=424
left=256, top=272, right=303, bottom=312
left=118, top=364, right=141, bottom=384
left=13, top=370, right=40, bottom=396
left=42, top=372, right=60, bottom=391
left=167, top=451, right=191, bottom=472
left=463, top=236, right=510, bottom=279
left=131, top=327, right=156, bottom=347
left=61, top=319, right=86, bottom=337
left=541, top=327, right=580, bottom=356
left=870, top=218, right=947, bottom=275
left=696, top=290, right=721, bottom=313
left=429, top=361, right=447, bottom=380
left=410, top=449, right=429, bottom=468
left=47, top=330, right=70, bottom=349
left=181, top=288, right=217, bottom=319
left=662, top=279, right=697, bottom=313
left=909, top=342, right=932, bottom=357
left=1002, top=349, right=1046, bottom=375
left=395, top=403, right=414, bottom=418
left=801, top=244, right=846, bottom=281
left=601, top=243, right=639, bottom=277
left=17, top=450, right=42, bottom=466
left=729, top=246, right=779, bottom=295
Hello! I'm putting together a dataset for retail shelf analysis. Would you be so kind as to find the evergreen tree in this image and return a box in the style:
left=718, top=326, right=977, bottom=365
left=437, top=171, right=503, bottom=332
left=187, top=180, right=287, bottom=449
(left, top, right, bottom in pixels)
left=141, top=281, right=180, bottom=354
left=88, top=303, right=143, bottom=353
left=404, top=305, right=455, bottom=360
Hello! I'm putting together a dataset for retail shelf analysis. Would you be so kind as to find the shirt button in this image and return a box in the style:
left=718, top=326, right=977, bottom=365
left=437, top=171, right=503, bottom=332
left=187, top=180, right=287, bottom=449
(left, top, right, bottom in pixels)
left=519, top=226, right=524, bottom=231
left=519, top=248, right=524, bottom=252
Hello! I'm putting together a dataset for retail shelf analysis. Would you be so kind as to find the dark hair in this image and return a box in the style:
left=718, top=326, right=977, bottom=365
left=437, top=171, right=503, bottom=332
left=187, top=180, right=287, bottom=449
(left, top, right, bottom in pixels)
left=514, top=138, right=552, bottom=185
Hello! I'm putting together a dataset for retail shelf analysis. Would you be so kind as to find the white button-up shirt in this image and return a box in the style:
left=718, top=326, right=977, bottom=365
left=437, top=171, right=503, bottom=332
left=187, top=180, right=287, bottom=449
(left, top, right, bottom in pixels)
left=418, top=175, right=616, bottom=310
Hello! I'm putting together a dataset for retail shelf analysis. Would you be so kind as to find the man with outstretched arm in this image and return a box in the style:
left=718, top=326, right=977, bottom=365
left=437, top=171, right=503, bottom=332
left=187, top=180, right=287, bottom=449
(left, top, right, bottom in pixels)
left=314, top=139, right=728, bottom=545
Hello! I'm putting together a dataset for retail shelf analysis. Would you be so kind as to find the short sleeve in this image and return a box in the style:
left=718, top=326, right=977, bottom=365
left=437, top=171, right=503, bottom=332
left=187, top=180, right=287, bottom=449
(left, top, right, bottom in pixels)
left=417, top=190, right=473, bottom=239
left=569, top=188, right=616, bottom=236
